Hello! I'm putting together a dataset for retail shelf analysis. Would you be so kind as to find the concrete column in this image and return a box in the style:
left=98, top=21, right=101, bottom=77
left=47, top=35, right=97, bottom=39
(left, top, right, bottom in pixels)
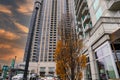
left=46, top=67, right=49, bottom=75
left=88, top=47, right=99, bottom=80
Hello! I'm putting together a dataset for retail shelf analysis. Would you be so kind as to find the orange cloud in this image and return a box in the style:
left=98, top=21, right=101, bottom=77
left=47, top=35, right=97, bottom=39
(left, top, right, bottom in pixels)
left=0, top=5, right=12, bottom=14
left=12, top=48, right=24, bottom=62
left=0, top=47, right=24, bottom=63
left=0, top=44, right=11, bottom=49
left=0, top=41, right=24, bottom=63
left=17, top=0, right=33, bottom=15
left=0, top=29, right=20, bottom=40
left=14, top=22, right=28, bottom=33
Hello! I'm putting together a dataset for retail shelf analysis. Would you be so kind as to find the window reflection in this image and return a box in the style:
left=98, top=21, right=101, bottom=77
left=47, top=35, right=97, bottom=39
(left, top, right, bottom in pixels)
left=97, top=59, right=107, bottom=80
left=112, top=51, right=120, bottom=76
left=86, top=64, right=92, bottom=80
left=95, top=44, right=110, bottom=59
left=104, top=56, right=116, bottom=79
left=97, top=56, right=116, bottom=80
left=96, top=43, right=116, bottom=79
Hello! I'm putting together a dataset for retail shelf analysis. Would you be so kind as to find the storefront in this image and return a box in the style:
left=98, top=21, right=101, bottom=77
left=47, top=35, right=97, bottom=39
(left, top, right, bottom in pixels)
left=40, top=67, right=46, bottom=77
left=94, top=41, right=120, bottom=79
left=110, top=29, right=120, bottom=78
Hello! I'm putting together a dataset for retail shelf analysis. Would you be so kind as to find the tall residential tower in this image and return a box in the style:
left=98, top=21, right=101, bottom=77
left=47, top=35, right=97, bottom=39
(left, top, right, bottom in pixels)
left=23, top=0, right=75, bottom=76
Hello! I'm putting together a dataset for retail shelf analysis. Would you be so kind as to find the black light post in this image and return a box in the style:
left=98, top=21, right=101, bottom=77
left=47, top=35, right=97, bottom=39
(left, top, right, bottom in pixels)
left=23, top=1, right=42, bottom=80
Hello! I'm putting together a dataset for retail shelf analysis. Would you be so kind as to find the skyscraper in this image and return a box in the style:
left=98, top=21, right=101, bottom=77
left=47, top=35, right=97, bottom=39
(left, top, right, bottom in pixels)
left=23, top=0, right=75, bottom=76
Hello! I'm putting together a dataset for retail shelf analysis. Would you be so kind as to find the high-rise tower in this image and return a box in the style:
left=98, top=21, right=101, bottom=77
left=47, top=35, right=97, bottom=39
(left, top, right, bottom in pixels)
left=23, top=0, right=75, bottom=76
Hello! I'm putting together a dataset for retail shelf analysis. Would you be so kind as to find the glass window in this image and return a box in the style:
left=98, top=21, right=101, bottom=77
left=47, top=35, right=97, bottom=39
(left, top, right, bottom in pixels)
left=95, top=49, right=103, bottom=59
left=95, top=44, right=110, bottom=59
left=93, top=0, right=99, bottom=10
left=97, top=59, right=107, bottom=80
left=40, top=67, right=46, bottom=72
left=102, top=44, right=110, bottom=56
left=85, top=64, right=92, bottom=80
left=113, top=51, right=120, bottom=61
left=111, top=43, right=120, bottom=76
left=95, top=7, right=103, bottom=20
left=48, top=67, right=55, bottom=72
left=97, top=56, right=116, bottom=79
left=104, top=56, right=116, bottom=79
left=95, top=42, right=117, bottom=79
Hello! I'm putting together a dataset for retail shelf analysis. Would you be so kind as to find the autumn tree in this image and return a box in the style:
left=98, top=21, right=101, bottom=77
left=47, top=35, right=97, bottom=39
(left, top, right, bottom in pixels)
left=54, top=14, right=87, bottom=80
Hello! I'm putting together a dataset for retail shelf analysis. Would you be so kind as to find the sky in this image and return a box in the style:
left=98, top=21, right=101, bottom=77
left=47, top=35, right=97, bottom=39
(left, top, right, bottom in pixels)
left=0, top=0, right=34, bottom=64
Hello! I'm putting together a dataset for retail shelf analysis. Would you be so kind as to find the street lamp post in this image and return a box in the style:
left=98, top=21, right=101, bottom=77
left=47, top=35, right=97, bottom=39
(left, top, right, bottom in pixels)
left=23, top=8, right=38, bottom=80
left=23, top=1, right=42, bottom=80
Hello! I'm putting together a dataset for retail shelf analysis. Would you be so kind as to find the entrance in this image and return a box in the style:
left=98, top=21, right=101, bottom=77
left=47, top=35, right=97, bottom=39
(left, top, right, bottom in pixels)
left=40, top=72, right=45, bottom=77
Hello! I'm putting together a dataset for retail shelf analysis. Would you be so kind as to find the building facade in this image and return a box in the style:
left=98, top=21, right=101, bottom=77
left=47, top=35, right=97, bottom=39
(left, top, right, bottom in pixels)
left=75, top=0, right=120, bottom=80
left=23, top=0, right=75, bottom=76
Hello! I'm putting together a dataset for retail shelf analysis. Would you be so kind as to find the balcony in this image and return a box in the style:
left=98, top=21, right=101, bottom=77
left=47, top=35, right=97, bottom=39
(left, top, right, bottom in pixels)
left=77, top=14, right=82, bottom=21
left=81, top=0, right=87, bottom=10
left=78, top=28, right=83, bottom=35
left=76, top=0, right=87, bottom=20
left=84, top=24, right=92, bottom=32
left=75, top=0, right=82, bottom=11
left=82, top=7, right=89, bottom=15
left=109, top=0, right=120, bottom=11
left=77, top=21, right=82, bottom=28
left=83, top=15, right=90, bottom=24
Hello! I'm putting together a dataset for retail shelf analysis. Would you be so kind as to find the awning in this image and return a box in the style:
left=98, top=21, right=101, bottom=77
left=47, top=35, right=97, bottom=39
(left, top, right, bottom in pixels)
left=11, top=68, right=29, bottom=72
left=110, top=29, right=120, bottom=42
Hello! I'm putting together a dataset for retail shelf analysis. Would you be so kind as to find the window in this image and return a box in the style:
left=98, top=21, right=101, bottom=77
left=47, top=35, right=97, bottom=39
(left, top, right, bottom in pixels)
left=48, top=67, right=55, bottom=72
left=93, top=0, right=99, bottom=10
left=40, top=59, right=43, bottom=61
left=33, top=53, right=36, bottom=55
left=49, top=56, right=52, bottom=58
left=85, top=64, right=92, bottom=80
left=111, top=43, right=120, bottom=75
left=95, top=7, right=103, bottom=20
left=97, top=56, right=116, bottom=79
left=95, top=44, right=110, bottom=59
left=95, top=42, right=116, bottom=79
left=40, top=67, right=46, bottom=72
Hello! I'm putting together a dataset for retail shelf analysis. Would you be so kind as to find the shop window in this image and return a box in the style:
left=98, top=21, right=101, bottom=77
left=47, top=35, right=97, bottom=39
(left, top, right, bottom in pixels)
left=111, top=43, right=120, bottom=76
left=97, top=56, right=116, bottom=79
left=95, top=42, right=118, bottom=79
left=85, top=64, right=92, bottom=80
left=95, top=44, right=110, bottom=59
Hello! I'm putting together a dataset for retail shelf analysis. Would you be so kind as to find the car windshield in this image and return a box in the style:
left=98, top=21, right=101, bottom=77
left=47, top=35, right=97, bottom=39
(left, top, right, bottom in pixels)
left=46, top=77, right=53, bottom=78
left=17, top=74, right=23, bottom=76
left=45, top=75, right=54, bottom=77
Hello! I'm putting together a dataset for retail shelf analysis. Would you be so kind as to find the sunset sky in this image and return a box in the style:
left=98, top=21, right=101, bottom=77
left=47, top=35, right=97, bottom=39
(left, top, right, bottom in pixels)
left=0, top=0, right=34, bottom=64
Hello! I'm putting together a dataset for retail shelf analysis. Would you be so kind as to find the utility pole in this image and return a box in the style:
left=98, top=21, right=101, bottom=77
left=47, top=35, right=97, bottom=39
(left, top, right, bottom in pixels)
left=23, top=1, right=42, bottom=80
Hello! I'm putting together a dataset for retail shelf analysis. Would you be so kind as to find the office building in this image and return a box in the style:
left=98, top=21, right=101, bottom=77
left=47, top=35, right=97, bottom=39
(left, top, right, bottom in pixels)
left=74, top=0, right=120, bottom=80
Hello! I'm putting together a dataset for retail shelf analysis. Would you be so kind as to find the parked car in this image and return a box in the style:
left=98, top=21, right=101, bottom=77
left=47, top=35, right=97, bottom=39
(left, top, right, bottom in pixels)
left=12, top=74, right=23, bottom=80
left=54, top=76, right=60, bottom=80
left=44, top=75, right=56, bottom=80
left=12, top=74, right=30, bottom=80
left=30, top=73, right=38, bottom=80
left=40, top=77, right=45, bottom=80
